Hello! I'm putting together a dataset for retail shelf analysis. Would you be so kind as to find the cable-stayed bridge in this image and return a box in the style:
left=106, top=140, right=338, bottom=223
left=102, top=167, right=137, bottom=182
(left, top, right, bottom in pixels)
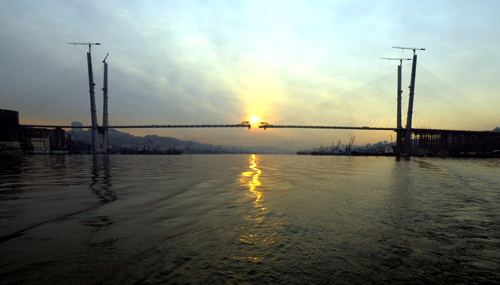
left=4, top=50, right=500, bottom=153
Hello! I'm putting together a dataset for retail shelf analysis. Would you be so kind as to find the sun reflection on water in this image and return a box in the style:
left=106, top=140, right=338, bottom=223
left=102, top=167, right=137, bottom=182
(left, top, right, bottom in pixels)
left=236, top=154, right=278, bottom=264
left=241, top=154, right=262, bottom=202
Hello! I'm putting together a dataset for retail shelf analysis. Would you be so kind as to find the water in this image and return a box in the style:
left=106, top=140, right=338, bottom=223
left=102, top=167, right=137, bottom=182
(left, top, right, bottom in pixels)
left=1, top=154, right=499, bottom=284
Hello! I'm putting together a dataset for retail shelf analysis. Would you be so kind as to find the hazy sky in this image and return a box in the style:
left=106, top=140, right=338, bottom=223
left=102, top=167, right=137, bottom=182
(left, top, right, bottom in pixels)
left=1, top=0, right=499, bottom=149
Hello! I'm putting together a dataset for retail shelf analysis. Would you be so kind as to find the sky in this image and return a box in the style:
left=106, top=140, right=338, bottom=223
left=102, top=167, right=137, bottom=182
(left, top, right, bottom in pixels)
left=1, top=0, right=500, bottom=149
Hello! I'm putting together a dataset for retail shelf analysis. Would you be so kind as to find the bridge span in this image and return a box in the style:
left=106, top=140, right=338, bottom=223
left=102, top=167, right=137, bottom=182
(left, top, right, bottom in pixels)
left=20, top=124, right=252, bottom=129
left=258, top=124, right=500, bottom=136
left=258, top=124, right=500, bottom=152
left=258, top=125, right=397, bottom=131
left=16, top=45, right=499, bottom=154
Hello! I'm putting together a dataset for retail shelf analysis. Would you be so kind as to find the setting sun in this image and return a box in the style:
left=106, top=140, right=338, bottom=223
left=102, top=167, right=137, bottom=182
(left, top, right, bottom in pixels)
left=250, top=115, right=259, bottom=124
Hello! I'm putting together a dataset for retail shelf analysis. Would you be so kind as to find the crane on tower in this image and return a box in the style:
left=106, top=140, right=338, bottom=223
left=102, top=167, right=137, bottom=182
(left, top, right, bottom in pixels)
left=68, top=42, right=101, bottom=53
left=391, top=46, right=425, bottom=152
left=102, top=53, right=109, bottom=63
left=392, top=46, right=425, bottom=56
left=381, top=57, right=412, bottom=64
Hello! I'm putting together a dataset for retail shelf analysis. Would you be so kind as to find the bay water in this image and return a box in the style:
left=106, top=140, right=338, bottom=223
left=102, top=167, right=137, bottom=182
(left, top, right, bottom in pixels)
left=1, top=154, right=499, bottom=284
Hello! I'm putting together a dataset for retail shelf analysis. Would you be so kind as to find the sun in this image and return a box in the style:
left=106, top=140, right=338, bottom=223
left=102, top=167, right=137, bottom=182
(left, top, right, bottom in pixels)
left=250, top=115, right=259, bottom=124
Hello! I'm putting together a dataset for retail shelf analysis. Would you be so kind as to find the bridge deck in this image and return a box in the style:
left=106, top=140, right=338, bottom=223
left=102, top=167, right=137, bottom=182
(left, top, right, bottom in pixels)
left=20, top=124, right=252, bottom=129
left=18, top=124, right=500, bottom=136
left=258, top=125, right=500, bottom=136
left=258, top=125, right=397, bottom=131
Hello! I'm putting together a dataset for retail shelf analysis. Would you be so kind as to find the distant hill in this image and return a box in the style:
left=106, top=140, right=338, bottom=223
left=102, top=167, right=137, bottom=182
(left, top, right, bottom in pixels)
left=67, top=128, right=290, bottom=154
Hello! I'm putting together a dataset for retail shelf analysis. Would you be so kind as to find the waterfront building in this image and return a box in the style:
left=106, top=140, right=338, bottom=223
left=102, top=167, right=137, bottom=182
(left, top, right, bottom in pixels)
left=19, top=127, right=66, bottom=152
left=0, top=109, right=22, bottom=152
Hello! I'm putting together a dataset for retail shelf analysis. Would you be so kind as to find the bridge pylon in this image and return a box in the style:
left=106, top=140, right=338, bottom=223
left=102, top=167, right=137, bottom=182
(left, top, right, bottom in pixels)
left=69, top=42, right=101, bottom=153
left=102, top=53, right=109, bottom=152
left=381, top=57, right=411, bottom=153
left=393, top=47, right=425, bottom=152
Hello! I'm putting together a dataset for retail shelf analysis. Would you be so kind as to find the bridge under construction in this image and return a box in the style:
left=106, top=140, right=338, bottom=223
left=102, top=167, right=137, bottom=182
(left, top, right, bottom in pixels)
left=18, top=44, right=500, bottom=154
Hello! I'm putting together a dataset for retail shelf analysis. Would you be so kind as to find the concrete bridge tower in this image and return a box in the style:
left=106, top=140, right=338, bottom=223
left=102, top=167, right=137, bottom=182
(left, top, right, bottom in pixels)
left=68, top=42, right=101, bottom=153
left=393, top=46, right=425, bottom=152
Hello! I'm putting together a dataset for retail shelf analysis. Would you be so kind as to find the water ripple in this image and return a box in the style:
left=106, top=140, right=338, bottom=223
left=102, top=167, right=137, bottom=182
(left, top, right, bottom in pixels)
left=1, top=155, right=499, bottom=284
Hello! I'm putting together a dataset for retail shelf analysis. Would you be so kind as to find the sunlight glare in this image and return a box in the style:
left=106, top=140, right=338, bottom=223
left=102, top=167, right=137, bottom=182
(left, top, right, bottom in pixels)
left=250, top=115, right=259, bottom=124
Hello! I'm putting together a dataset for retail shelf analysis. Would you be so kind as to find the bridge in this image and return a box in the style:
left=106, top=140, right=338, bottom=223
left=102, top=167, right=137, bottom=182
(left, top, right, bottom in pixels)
left=7, top=45, right=500, bottom=153
left=20, top=124, right=252, bottom=129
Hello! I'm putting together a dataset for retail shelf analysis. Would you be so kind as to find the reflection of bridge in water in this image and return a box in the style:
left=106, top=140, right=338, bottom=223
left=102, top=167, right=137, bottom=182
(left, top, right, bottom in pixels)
left=15, top=45, right=500, bottom=154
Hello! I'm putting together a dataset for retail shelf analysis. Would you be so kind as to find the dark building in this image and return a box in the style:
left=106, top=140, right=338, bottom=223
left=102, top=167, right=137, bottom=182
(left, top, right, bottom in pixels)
left=19, top=127, right=66, bottom=151
left=0, top=109, right=19, bottom=142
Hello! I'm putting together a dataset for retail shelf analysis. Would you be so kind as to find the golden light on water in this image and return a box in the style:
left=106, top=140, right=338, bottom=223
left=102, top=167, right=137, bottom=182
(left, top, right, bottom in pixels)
left=248, top=154, right=261, bottom=201
left=241, top=154, right=262, bottom=202
left=236, top=154, right=276, bottom=263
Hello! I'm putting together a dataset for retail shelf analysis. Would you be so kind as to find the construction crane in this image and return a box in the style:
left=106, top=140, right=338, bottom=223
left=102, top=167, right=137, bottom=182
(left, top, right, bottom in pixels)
left=102, top=53, right=109, bottom=63
left=335, top=140, right=341, bottom=151
left=68, top=42, right=101, bottom=53
left=144, top=138, right=154, bottom=150
left=347, top=136, right=355, bottom=153
left=392, top=46, right=425, bottom=56
left=381, top=57, right=412, bottom=64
